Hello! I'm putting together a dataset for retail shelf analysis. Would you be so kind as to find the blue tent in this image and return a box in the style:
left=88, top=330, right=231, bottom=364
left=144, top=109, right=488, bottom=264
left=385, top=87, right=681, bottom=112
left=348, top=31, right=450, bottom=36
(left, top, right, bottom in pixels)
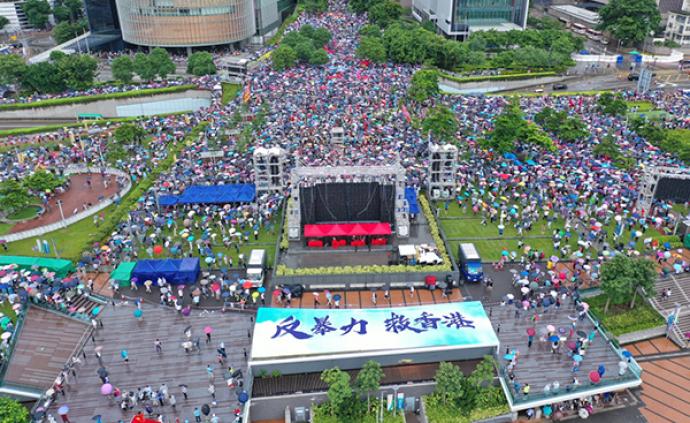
left=131, top=258, right=200, bottom=285
left=177, top=184, right=256, bottom=204
left=405, top=187, right=420, bottom=214
left=158, top=195, right=179, bottom=206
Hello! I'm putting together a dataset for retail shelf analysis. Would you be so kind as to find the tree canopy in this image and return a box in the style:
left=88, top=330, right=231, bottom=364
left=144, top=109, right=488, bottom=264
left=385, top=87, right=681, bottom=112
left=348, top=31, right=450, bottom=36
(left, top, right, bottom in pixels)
left=114, top=123, right=147, bottom=145
left=423, top=105, right=458, bottom=142
left=133, top=53, right=157, bottom=81
left=597, top=92, right=628, bottom=116
left=111, top=56, right=134, bottom=83
left=534, top=107, right=588, bottom=142
left=368, top=1, right=402, bottom=28
left=273, top=26, right=332, bottom=69
left=0, top=54, right=28, bottom=86
left=0, top=179, right=31, bottom=216
left=320, top=367, right=352, bottom=418
left=0, top=16, right=9, bottom=31
left=187, top=51, right=217, bottom=76
left=408, top=69, right=439, bottom=102
left=271, top=45, right=297, bottom=71
left=23, top=169, right=63, bottom=193
left=356, top=36, right=386, bottom=63
left=149, top=48, right=176, bottom=79
left=20, top=52, right=97, bottom=93
left=52, top=20, right=87, bottom=44
left=22, top=0, right=51, bottom=29
left=355, top=360, right=383, bottom=409
left=0, top=397, right=29, bottom=423
left=600, top=254, right=657, bottom=311
left=598, top=0, right=660, bottom=45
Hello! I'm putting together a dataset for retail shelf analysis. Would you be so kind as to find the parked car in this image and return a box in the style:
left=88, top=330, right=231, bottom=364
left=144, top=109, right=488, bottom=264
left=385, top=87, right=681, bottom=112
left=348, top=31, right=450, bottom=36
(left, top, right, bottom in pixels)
left=552, top=83, right=568, bottom=90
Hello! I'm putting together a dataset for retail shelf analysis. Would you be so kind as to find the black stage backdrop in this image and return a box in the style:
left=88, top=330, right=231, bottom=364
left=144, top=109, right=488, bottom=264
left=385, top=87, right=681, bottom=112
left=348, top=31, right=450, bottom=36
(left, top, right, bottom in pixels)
left=656, top=177, right=690, bottom=203
left=300, top=183, right=395, bottom=224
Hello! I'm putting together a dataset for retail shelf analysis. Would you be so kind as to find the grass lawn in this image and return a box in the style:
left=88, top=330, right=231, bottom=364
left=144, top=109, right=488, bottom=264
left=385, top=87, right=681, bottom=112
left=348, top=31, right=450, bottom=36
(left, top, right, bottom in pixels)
left=7, top=206, right=40, bottom=220
left=672, top=203, right=689, bottom=216
left=626, top=100, right=655, bottom=112
left=0, top=223, right=12, bottom=236
left=221, top=83, right=242, bottom=104
left=2, top=203, right=117, bottom=261
left=0, top=301, right=17, bottom=323
left=587, top=294, right=665, bottom=336
left=667, top=128, right=690, bottom=143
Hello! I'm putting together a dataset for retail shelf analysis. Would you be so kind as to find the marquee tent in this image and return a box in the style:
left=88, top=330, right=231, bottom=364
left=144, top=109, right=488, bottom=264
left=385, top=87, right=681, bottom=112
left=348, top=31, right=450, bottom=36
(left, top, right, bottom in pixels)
left=157, top=195, right=179, bottom=207
left=303, top=222, right=392, bottom=238
left=0, top=256, right=74, bottom=277
left=131, top=258, right=200, bottom=285
left=109, top=262, right=137, bottom=287
left=176, top=184, right=256, bottom=204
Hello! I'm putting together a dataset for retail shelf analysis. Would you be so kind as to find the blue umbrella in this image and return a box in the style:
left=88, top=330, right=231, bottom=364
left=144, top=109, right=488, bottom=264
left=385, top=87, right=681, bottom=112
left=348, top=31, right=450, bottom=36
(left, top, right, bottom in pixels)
left=573, top=354, right=583, bottom=362
left=237, top=391, right=249, bottom=403
left=91, top=307, right=101, bottom=316
left=333, top=294, right=341, bottom=301
left=503, top=354, right=514, bottom=360
left=622, top=350, right=633, bottom=358
left=133, top=309, right=142, bottom=318
left=548, top=335, right=560, bottom=342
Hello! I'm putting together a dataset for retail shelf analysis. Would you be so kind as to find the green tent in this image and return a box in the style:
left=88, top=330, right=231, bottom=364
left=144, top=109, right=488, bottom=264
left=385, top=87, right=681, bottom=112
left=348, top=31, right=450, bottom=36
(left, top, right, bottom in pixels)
left=0, top=255, right=75, bottom=277
left=110, top=262, right=136, bottom=287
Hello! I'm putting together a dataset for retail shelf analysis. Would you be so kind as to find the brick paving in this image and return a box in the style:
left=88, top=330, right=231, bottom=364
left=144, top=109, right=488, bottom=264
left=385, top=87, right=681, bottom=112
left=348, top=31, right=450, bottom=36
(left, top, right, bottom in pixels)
left=46, top=303, right=254, bottom=422
left=638, top=356, right=690, bottom=423
left=10, top=173, right=120, bottom=233
left=3, top=306, right=89, bottom=391
left=625, top=337, right=680, bottom=357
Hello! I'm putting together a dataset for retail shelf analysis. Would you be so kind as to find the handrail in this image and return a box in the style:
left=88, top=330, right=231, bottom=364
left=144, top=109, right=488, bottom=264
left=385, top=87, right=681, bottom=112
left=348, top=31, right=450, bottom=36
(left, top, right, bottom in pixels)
left=0, top=305, right=26, bottom=383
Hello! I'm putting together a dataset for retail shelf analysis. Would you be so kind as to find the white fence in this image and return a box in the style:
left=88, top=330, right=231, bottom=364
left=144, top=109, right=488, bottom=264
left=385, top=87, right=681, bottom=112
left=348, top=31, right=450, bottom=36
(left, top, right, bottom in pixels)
left=0, top=165, right=132, bottom=243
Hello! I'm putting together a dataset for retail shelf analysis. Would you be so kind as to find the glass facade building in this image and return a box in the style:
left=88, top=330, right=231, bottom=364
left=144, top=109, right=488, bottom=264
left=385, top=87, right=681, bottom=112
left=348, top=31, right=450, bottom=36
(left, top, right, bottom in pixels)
left=84, top=0, right=121, bottom=34
left=115, top=0, right=256, bottom=47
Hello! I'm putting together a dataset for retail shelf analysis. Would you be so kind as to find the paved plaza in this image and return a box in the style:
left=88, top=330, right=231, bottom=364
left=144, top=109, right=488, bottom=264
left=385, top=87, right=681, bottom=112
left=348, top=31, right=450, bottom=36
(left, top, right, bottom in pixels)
left=46, top=303, right=254, bottom=422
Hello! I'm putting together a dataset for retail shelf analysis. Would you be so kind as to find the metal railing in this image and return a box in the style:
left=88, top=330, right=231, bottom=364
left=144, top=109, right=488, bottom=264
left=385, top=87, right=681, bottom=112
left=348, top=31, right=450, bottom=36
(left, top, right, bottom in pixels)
left=0, top=166, right=132, bottom=243
left=0, top=306, right=26, bottom=383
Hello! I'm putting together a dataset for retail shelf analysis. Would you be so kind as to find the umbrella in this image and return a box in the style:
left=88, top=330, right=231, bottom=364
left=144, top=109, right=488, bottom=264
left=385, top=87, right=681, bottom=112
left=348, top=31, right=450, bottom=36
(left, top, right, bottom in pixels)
left=333, top=294, right=341, bottom=301
left=503, top=353, right=514, bottom=360
left=201, top=404, right=210, bottom=415
left=133, top=309, right=143, bottom=318
left=548, top=335, right=560, bottom=342
left=589, top=370, right=601, bottom=383
left=1, top=332, right=11, bottom=340
left=94, top=346, right=103, bottom=353
left=91, top=307, right=101, bottom=316
left=242, top=281, right=253, bottom=289
left=578, top=408, right=589, bottom=419
left=258, top=286, right=266, bottom=293
left=204, top=326, right=213, bottom=334
left=57, top=405, right=69, bottom=416
left=577, top=330, right=587, bottom=338
left=237, top=391, right=249, bottom=404
left=100, top=383, right=113, bottom=395
left=546, top=324, right=555, bottom=332
left=622, top=350, right=633, bottom=358
left=526, top=327, right=536, bottom=336
left=573, top=354, right=583, bottom=362
left=182, top=306, right=191, bottom=317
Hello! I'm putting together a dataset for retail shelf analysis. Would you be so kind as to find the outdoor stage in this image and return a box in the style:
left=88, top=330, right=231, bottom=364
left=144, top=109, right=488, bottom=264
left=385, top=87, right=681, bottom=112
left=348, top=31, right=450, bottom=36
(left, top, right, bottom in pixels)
left=46, top=303, right=254, bottom=422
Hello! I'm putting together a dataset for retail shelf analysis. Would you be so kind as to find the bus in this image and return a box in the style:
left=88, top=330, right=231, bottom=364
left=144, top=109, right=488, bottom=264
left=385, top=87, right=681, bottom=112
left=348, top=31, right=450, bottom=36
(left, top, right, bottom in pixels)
left=571, top=23, right=587, bottom=35
left=77, top=113, right=103, bottom=121
left=586, top=28, right=603, bottom=41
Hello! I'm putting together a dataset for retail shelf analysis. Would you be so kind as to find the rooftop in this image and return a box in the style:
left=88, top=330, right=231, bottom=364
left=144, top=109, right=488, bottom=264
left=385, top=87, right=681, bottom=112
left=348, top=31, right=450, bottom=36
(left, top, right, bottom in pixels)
left=551, top=5, right=601, bottom=25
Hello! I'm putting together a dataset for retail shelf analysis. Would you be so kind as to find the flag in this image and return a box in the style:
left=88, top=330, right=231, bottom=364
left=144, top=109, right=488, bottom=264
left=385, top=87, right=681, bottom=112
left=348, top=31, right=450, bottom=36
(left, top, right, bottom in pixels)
left=243, top=83, right=251, bottom=103
left=401, top=104, right=411, bottom=123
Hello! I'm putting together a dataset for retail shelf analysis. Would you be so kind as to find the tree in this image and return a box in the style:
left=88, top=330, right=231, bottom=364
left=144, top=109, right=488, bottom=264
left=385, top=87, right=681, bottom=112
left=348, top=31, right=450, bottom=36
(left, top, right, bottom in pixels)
left=0, top=16, right=9, bottom=31
left=0, top=54, right=28, bottom=86
left=52, top=20, right=87, bottom=44
left=349, top=0, right=382, bottom=14
left=0, top=179, right=31, bottom=216
left=22, top=0, right=51, bottom=28
left=114, top=123, right=146, bottom=145
left=558, top=116, right=588, bottom=142
left=310, top=27, right=332, bottom=47
left=463, top=356, right=497, bottom=411
left=308, top=49, right=329, bottom=65
left=111, top=55, right=134, bottom=83
left=423, top=105, right=458, bottom=142
left=482, top=99, right=526, bottom=153
left=598, top=0, right=660, bottom=45
left=282, top=30, right=307, bottom=48
left=23, top=169, right=63, bottom=193
left=520, top=122, right=556, bottom=152
left=597, top=92, right=628, bottom=116
left=294, top=41, right=315, bottom=62
left=22, top=61, right=64, bottom=93
left=0, top=397, right=29, bottom=423
left=149, top=47, right=175, bottom=79
left=51, top=52, right=98, bottom=90
left=303, top=0, right=327, bottom=13
left=271, top=45, right=297, bottom=71
left=600, top=254, right=656, bottom=312
left=368, top=1, right=402, bottom=28
left=356, top=360, right=383, bottom=410
left=63, top=0, right=83, bottom=20
left=593, top=134, right=621, bottom=160
left=133, top=53, right=156, bottom=81
left=320, top=367, right=352, bottom=417
left=356, top=36, right=387, bottom=63
left=186, top=51, right=217, bottom=76
left=408, top=69, right=439, bottom=102
left=434, top=361, right=465, bottom=406
left=52, top=5, right=71, bottom=23
left=359, top=24, right=382, bottom=38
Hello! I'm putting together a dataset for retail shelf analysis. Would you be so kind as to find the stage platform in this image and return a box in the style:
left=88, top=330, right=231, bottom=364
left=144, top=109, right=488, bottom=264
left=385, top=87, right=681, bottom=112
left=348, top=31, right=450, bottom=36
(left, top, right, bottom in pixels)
left=280, top=211, right=436, bottom=270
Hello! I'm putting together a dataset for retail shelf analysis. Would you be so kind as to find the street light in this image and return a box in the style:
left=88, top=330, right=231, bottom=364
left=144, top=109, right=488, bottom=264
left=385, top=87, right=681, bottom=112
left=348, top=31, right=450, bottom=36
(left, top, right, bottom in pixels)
left=56, top=200, right=65, bottom=226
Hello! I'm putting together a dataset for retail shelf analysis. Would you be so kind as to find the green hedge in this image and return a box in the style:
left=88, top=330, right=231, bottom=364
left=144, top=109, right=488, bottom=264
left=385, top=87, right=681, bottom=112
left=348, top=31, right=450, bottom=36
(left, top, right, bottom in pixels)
left=423, top=388, right=509, bottom=423
left=267, top=4, right=304, bottom=46
left=0, top=116, right=140, bottom=139
left=440, top=71, right=556, bottom=84
left=0, top=85, right=197, bottom=111
left=587, top=294, right=665, bottom=337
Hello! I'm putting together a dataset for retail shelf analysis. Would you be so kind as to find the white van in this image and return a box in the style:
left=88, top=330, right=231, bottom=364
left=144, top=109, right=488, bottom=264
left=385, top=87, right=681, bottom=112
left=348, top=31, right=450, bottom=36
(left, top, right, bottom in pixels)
left=245, top=249, right=266, bottom=287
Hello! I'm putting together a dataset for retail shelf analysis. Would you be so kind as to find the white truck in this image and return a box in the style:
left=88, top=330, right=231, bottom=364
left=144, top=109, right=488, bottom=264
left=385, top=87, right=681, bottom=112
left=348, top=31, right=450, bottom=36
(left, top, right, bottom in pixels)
left=245, top=249, right=267, bottom=287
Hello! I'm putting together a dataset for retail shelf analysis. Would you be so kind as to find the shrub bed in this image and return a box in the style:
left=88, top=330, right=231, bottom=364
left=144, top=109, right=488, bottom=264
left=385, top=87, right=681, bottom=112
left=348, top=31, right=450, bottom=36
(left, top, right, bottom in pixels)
left=441, top=71, right=556, bottom=84
left=587, top=294, right=665, bottom=336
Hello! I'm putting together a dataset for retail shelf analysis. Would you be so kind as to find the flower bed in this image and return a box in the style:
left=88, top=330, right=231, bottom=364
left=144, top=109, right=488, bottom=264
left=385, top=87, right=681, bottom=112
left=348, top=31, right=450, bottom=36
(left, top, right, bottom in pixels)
left=587, top=294, right=665, bottom=336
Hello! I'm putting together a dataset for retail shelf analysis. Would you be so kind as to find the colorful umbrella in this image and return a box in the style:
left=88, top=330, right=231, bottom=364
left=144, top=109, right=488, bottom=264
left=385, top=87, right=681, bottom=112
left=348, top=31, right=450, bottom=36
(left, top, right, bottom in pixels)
left=526, top=327, right=536, bottom=336
left=100, top=383, right=113, bottom=395
left=204, top=326, right=213, bottom=334
left=589, top=370, right=601, bottom=383
left=133, top=309, right=143, bottom=318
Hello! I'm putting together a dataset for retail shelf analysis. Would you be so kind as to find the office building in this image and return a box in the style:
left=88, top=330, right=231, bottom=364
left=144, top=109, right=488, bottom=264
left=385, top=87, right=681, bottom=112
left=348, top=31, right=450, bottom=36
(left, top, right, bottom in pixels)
left=666, top=0, right=690, bottom=44
left=412, top=0, right=529, bottom=40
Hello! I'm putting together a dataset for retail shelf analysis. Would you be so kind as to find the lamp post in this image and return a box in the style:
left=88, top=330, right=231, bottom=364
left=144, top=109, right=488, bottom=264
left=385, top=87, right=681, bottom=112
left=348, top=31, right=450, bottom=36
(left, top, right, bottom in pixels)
left=56, top=199, right=65, bottom=226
